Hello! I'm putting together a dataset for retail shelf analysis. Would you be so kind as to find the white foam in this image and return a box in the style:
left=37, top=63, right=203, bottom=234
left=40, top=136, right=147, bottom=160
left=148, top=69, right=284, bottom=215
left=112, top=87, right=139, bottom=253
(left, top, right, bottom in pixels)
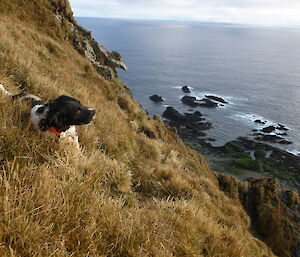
left=232, top=113, right=275, bottom=127
left=173, top=86, right=194, bottom=90
left=286, top=149, right=300, bottom=156
left=192, top=91, right=248, bottom=106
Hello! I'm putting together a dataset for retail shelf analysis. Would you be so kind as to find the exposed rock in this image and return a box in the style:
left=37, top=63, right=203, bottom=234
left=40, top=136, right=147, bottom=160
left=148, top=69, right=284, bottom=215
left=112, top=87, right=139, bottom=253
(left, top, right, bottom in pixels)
left=277, top=124, right=289, bottom=131
left=181, top=96, right=198, bottom=107
left=163, top=107, right=184, bottom=122
left=206, top=138, right=216, bottom=142
left=163, top=107, right=213, bottom=140
left=69, top=24, right=126, bottom=80
left=205, top=95, right=228, bottom=104
left=277, top=132, right=288, bottom=136
left=49, top=0, right=128, bottom=80
left=254, top=119, right=266, bottom=124
left=182, top=86, right=191, bottom=93
left=255, top=134, right=284, bottom=143
left=261, top=126, right=276, bottom=133
left=199, top=98, right=218, bottom=108
left=223, top=140, right=247, bottom=153
left=279, top=140, right=293, bottom=145
left=218, top=175, right=300, bottom=257
left=149, top=94, right=164, bottom=102
left=252, top=132, right=264, bottom=136
left=50, top=0, right=74, bottom=22
left=183, top=111, right=204, bottom=122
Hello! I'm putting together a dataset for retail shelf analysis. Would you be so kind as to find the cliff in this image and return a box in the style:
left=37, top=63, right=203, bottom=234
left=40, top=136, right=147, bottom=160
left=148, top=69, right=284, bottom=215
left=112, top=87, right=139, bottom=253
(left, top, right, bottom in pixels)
left=0, top=1, right=298, bottom=256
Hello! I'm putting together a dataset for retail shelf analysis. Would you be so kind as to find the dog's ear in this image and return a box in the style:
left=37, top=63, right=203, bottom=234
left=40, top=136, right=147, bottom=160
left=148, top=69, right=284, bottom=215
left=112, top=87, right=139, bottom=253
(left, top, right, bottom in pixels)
left=40, top=108, right=70, bottom=132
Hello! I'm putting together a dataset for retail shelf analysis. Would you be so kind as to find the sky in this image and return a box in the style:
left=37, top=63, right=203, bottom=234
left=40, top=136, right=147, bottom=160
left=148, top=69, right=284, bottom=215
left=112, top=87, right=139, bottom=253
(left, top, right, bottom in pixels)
left=69, top=0, right=300, bottom=27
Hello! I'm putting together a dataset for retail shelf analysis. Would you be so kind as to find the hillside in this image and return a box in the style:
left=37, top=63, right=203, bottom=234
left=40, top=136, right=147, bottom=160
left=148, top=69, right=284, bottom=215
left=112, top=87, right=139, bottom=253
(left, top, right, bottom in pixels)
left=0, top=1, right=298, bottom=256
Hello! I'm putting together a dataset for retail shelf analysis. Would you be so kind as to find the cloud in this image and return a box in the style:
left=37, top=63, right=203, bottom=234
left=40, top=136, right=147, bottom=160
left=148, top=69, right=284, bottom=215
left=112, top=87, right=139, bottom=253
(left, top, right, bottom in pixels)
left=69, top=0, right=300, bottom=26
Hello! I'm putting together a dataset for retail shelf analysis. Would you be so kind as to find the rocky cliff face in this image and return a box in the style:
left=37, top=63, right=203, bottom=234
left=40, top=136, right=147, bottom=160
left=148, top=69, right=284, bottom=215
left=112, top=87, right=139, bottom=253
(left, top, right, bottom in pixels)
left=218, top=174, right=300, bottom=257
left=49, top=0, right=127, bottom=80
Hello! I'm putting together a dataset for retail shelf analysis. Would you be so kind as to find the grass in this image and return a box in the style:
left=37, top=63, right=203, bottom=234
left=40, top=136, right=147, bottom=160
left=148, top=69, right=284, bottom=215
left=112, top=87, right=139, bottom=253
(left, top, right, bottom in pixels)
left=223, top=152, right=251, bottom=159
left=232, top=159, right=264, bottom=173
left=0, top=1, right=276, bottom=256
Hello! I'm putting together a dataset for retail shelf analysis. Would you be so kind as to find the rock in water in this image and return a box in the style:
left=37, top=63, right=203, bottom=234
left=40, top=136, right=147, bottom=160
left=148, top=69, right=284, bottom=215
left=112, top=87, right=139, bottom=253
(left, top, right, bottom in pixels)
left=199, top=98, right=218, bottom=108
left=181, top=96, right=198, bottom=107
left=277, top=124, right=289, bottom=131
left=205, top=95, right=228, bottom=104
left=254, top=119, right=266, bottom=124
left=149, top=94, right=164, bottom=102
left=182, top=86, right=191, bottom=93
left=163, top=107, right=184, bottom=122
left=261, top=126, right=276, bottom=133
left=255, top=134, right=284, bottom=143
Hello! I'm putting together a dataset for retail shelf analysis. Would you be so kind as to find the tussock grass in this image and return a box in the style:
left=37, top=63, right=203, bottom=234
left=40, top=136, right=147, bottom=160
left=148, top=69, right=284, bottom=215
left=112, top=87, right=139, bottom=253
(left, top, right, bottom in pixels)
left=0, top=3, right=276, bottom=256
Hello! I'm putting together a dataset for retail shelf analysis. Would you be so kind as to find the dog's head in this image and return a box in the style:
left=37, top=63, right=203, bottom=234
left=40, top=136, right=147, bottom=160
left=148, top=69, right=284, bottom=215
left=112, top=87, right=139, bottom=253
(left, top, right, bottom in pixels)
left=40, top=95, right=96, bottom=132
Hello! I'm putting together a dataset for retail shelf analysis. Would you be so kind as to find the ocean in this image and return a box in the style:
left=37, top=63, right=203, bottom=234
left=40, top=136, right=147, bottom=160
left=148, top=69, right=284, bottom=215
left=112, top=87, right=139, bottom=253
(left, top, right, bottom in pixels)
left=77, top=17, right=300, bottom=156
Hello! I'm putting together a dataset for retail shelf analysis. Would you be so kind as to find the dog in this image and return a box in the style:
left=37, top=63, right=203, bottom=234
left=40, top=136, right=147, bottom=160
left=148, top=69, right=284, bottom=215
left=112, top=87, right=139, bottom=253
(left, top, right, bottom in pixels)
left=0, top=84, right=96, bottom=148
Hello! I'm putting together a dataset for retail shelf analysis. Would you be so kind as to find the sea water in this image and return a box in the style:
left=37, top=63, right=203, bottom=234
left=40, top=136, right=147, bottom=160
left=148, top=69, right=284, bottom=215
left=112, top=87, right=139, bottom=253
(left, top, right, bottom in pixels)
left=77, top=17, right=300, bottom=155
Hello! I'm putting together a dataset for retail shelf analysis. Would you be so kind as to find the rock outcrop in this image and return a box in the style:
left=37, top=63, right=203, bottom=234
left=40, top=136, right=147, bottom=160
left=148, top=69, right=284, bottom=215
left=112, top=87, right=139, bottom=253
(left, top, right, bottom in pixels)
left=218, top=175, right=300, bottom=257
left=205, top=95, right=228, bottom=104
left=149, top=94, right=164, bottom=102
left=49, top=0, right=127, bottom=80
left=261, top=125, right=276, bottom=133
left=182, top=85, right=191, bottom=93
left=181, top=95, right=198, bottom=107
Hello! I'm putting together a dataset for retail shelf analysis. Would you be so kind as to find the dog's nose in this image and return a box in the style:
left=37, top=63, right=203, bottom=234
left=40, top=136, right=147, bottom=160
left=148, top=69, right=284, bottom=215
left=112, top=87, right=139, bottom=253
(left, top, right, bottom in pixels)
left=89, top=108, right=96, bottom=118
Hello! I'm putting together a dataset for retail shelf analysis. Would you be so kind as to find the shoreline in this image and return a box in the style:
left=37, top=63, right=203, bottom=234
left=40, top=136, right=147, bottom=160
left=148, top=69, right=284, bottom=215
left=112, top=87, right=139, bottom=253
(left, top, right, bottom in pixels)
left=175, top=126, right=300, bottom=193
left=148, top=88, right=300, bottom=193
left=159, top=101, right=300, bottom=193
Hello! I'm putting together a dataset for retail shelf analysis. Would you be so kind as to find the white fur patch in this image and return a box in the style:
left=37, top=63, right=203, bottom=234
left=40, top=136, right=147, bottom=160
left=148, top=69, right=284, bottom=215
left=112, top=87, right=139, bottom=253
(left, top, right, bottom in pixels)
left=60, top=126, right=78, bottom=139
left=30, top=105, right=49, bottom=130
left=60, top=126, right=79, bottom=149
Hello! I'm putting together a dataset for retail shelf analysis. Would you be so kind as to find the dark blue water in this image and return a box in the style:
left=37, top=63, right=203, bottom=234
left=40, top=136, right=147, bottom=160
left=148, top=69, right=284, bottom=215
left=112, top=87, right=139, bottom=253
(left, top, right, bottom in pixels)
left=77, top=17, right=300, bottom=155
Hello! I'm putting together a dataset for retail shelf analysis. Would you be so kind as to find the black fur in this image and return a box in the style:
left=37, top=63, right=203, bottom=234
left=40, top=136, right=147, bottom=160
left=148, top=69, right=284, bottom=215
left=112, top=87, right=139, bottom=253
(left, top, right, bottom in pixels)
left=40, top=95, right=96, bottom=132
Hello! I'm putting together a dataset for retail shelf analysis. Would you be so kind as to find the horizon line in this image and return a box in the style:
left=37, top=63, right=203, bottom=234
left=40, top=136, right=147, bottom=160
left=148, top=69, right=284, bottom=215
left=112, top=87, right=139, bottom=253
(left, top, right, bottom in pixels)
left=74, top=15, right=300, bottom=30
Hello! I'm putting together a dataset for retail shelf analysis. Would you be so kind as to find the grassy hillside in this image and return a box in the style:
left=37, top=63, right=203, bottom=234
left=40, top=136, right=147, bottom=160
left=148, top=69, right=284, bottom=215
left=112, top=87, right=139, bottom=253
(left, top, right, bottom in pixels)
left=0, top=1, right=276, bottom=256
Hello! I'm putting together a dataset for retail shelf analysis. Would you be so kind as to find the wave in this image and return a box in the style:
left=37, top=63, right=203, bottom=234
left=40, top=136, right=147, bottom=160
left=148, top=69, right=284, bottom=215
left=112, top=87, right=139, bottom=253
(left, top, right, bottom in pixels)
left=172, top=86, right=194, bottom=90
left=231, top=113, right=276, bottom=128
left=191, top=91, right=248, bottom=105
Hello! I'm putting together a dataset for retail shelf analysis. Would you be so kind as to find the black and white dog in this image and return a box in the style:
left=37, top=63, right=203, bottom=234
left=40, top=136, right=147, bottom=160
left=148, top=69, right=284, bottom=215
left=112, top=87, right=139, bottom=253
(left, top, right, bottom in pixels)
left=0, top=84, right=96, bottom=147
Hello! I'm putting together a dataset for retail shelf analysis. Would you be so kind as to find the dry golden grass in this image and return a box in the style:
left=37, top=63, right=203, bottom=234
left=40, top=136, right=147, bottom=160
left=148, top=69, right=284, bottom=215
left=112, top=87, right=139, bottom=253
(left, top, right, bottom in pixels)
left=0, top=2, right=276, bottom=256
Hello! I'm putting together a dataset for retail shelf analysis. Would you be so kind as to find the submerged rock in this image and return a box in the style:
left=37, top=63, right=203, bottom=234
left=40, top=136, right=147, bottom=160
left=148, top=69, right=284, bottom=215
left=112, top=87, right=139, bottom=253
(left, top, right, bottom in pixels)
left=149, top=94, right=164, bottom=102
left=205, top=95, right=228, bottom=104
left=182, top=86, right=191, bottom=93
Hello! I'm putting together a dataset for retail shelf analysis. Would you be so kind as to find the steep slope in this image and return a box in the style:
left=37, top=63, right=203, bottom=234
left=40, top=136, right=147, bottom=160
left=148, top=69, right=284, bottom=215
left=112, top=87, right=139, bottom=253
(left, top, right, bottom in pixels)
left=0, top=1, right=298, bottom=256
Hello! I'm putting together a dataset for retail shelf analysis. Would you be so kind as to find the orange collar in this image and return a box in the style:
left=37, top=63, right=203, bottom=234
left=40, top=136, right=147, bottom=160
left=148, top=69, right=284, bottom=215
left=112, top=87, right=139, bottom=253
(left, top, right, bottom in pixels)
left=49, top=127, right=62, bottom=137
